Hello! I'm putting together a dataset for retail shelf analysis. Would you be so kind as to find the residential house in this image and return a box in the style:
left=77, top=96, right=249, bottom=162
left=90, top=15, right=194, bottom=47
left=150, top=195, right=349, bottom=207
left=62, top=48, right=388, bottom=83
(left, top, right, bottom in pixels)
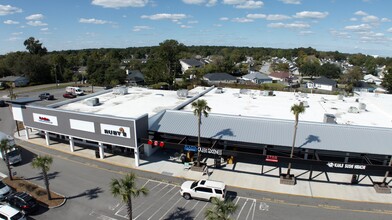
left=203, top=73, right=237, bottom=85
left=241, top=72, right=272, bottom=84
left=306, top=76, right=337, bottom=91
left=269, top=71, right=290, bottom=82
left=0, top=76, right=29, bottom=87
left=125, top=70, right=145, bottom=85
left=364, top=74, right=382, bottom=85
left=353, top=81, right=375, bottom=93
left=179, top=59, right=205, bottom=74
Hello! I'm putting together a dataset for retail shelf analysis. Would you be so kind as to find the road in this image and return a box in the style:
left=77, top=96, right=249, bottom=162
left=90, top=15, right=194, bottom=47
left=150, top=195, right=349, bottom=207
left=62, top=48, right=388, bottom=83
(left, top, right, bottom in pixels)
left=1, top=85, right=392, bottom=219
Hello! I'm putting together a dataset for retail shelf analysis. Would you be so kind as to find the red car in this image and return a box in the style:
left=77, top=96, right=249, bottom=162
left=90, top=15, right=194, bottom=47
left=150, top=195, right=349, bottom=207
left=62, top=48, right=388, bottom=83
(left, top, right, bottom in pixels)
left=63, top=93, right=77, bottom=98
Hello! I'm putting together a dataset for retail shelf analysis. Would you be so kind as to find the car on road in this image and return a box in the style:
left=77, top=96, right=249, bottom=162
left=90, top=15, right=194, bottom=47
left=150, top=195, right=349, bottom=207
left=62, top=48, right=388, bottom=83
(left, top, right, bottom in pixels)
left=63, top=92, right=77, bottom=99
left=0, top=204, right=26, bottom=220
left=5, top=192, right=39, bottom=214
left=0, top=100, right=7, bottom=107
left=180, top=179, right=226, bottom=201
left=38, top=93, right=54, bottom=100
left=0, top=180, right=12, bottom=201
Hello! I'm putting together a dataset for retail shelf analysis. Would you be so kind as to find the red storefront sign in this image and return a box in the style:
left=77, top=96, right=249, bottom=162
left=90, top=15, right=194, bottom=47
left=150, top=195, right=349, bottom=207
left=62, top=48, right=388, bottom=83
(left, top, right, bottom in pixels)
left=266, top=155, right=278, bottom=162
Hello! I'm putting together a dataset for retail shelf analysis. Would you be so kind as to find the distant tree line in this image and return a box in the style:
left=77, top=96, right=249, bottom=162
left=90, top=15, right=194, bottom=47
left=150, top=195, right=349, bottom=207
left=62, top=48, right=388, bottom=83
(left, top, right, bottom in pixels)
left=1, top=37, right=392, bottom=93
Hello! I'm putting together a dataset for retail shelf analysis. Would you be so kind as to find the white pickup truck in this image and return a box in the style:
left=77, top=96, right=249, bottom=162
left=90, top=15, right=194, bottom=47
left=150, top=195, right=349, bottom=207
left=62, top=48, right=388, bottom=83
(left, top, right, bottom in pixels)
left=0, top=132, right=22, bottom=165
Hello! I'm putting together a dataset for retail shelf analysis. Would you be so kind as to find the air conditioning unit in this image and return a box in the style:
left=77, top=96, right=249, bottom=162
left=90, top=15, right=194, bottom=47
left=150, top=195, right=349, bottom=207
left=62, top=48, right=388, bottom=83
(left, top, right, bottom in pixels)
left=86, top=98, right=99, bottom=106
left=324, top=114, right=336, bottom=124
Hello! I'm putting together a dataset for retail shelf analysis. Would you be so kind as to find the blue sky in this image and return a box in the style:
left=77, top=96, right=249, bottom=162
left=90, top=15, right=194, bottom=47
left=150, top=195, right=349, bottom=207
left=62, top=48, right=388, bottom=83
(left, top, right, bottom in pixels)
left=1, top=0, right=392, bottom=57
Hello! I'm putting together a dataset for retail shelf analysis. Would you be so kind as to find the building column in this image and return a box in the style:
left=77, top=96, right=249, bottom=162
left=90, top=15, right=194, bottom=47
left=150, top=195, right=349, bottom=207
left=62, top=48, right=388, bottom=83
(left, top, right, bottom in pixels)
left=69, top=137, right=75, bottom=152
left=344, top=153, right=350, bottom=163
left=25, top=127, right=30, bottom=140
left=304, top=149, right=309, bottom=160
left=98, top=143, right=104, bottom=159
left=134, top=146, right=140, bottom=167
left=45, top=131, right=50, bottom=146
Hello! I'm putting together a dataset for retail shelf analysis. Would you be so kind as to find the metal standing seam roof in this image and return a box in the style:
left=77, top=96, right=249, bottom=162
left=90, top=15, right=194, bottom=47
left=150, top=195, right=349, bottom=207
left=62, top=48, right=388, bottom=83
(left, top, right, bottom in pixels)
left=149, top=110, right=392, bottom=155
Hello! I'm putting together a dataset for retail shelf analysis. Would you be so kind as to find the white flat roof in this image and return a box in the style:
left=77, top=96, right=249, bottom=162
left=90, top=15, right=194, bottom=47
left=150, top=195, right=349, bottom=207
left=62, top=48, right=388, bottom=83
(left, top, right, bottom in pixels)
left=57, top=87, right=205, bottom=118
left=58, top=86, right=392, bottom=128
left=182, top=88, right=392, bottom=128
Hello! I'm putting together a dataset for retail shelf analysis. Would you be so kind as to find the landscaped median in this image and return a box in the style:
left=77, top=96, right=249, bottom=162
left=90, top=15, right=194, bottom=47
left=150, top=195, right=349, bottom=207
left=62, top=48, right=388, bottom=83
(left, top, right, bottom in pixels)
left=3, top=177, right=66, bottom=208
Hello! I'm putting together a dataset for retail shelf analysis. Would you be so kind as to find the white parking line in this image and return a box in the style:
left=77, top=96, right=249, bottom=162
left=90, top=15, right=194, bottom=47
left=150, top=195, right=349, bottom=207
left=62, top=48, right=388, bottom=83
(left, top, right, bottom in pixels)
left=159, top=198, right=186, bottom=220
left=134, top=185, right=177, bottom=219
left=108, top=203, right=120, bottom=211
left=245, top=199, right=256, bottom=220
left=148, top=187, right=181, bottom=220
left=236, top=198, right=249, bottom=220
left=194, top=202, right=209, bottom=219
left=89, top=210, right=118, bottom=220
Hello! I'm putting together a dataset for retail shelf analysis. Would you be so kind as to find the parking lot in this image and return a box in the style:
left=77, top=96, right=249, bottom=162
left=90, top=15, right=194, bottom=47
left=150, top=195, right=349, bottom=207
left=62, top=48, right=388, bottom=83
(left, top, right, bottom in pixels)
left=89, top=179, right=269, bottom=220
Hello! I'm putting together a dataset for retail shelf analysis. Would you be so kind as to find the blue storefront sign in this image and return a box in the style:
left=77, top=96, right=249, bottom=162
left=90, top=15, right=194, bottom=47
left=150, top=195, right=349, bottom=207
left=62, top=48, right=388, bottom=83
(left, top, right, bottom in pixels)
left=184, top=145, right=198, bottom=152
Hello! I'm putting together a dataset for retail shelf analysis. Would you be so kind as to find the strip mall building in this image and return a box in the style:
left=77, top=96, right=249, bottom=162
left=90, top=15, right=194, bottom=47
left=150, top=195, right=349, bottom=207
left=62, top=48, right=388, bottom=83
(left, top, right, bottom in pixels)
left=11, top=86, right=392, bottom=181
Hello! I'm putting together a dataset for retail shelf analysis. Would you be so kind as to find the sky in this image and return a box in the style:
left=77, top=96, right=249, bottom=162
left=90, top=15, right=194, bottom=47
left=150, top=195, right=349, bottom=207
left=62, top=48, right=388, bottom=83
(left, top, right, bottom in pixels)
left=1, top=0, right=392, bottom=57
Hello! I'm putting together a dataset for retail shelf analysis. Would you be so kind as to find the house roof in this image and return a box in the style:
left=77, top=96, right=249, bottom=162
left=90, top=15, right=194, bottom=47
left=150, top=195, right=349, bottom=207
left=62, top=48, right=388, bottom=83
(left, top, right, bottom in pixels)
left=204, top=73, right=237, bottom=81
left=126, top=70, right=144, bottom=82
left=0, top=76, right=28, bottom=82
left=150, top=110, right=392, bottom=155
left=269, top=71, right=290, bottom=79
left=312, top=76, right=337, bottom=86
left=242, top=72, right=272, bottom=80
left=180, top=59, right=204, bottom=67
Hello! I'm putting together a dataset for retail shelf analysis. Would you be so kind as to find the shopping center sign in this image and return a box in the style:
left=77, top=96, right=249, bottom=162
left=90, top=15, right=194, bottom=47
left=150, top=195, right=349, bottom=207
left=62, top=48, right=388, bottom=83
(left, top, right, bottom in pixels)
left=326, top=162, right=366, bottom=170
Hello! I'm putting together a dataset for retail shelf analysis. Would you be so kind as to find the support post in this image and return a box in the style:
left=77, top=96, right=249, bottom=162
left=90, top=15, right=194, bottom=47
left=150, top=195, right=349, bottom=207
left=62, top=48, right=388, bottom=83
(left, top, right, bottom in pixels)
left=45, top=131, right=50, bottom=146
left=98, top=143, right=104, bottom=159
left=25, top=126, right=30, bottom=140
left=304, top=149, right=309, bottom=160
left=134, top=146, right=140, bottom=167
left=69, top=137, right=75, bottom=152
left=344, top=153, right=350, bottom=163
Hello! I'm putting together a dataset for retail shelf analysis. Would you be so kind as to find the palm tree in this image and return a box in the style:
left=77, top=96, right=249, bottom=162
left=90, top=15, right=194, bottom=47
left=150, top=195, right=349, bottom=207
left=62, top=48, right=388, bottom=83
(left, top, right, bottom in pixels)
left=31, top=155, right=53, bottom=200
left=110, top=173, right=148, bottom=220
left=191, top=99, right=211, bottom=167
left=286, top=102, right=306, bottom=176
left=205, top=198, right=238, bottom=220
left=0, top=139, right=13, bottom=180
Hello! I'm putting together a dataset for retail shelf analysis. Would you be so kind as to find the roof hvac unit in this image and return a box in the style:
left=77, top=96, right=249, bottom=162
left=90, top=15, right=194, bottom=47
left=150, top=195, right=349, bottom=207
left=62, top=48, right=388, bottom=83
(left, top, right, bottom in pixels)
left=215, top=87, right=224, bottom=94
left=113, top=86, right=128, bottom=95
left=324, top=114, right=337, bottom=124
left=86, top=98, right=99, bottom=106
left=261, top=90, right=274, bottom=96
left=177, top=89, right=188, bottom=98
left=348, top=106, right=360, bottom=113
left=358, top=103, right=366, bottom=110
left=302, top=101, right=309, bottom=107
left=240, top=89, right=249, bottom=94
left=337, top=94, right=344, bottom=100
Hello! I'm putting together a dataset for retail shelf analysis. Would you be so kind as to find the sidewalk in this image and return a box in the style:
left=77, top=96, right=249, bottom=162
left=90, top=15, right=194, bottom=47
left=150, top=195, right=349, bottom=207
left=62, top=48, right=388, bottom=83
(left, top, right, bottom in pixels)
left=14, top=129, right=392, bottom=204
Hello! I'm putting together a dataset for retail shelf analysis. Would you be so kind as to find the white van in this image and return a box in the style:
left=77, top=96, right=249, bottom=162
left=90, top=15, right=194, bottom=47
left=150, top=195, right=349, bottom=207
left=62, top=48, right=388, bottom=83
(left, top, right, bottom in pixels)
left=180, top=179, right=226, bottom=201
left=65, top=86, right=84, bottom=95
left=0, top=132, right=22, bottom=165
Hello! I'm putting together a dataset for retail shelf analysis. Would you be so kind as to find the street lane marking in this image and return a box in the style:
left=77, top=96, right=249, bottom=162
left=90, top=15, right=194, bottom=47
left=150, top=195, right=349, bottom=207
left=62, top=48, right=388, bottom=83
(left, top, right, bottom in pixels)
left=89, top=210, right=118, bottom=220
left=259, top=202, right=269, bottom=211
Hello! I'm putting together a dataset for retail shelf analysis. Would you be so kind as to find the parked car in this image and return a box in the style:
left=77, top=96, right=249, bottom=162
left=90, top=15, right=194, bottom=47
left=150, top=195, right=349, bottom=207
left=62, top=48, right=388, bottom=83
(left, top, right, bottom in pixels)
left=5, top=192, right=39, bottom=214
left=180, top=179, right=226, bottom=201
left=103, top=85, right=113, bottom=90
left=63, top=92, right=77, bottom=99
left=0, top=100, right=7, bottom=107
left=0, top=204, right=26, bottom=220
left=0, top=180, right=12, bottom=201
left=38, top=93, right=54, bottom=100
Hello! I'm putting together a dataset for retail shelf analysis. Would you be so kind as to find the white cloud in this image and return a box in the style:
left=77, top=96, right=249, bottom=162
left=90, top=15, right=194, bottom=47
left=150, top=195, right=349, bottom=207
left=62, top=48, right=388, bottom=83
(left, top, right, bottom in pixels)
left=79, top=18, right=111, bottom=24
left=246, top=14, right=266, bottom=19
left=41, top=27, right=49, bottom=31
left=0, top=4, right=22, bottom=16
left=344, top=23, right=372, bottom=31
left=350, top=17, right=357, bottom=21
left=132, top=25, right=152, bottom=31
left=206, top=0, right=218, bottom=7
left=11, top=32, right=23, bottom=35
left=141, top=13, right=187, bottom=20
left=294, top=11, right=328, bottom=19
left=381, top=18, right=391, bottom=22
left=91, top=0, right=148, bottom=8
left=180, top=25, right=192, bottom=28
left=362, top=15, right=379, bottom=23
left=232, top=17, right=254, bottom=23
left=299, top=30, right=313, bottom=35
left=268, top=22, right=309, bottom=29
left=359, top=31, right=390, bottom=44
left=220, top=17, right=229, bottom=21
left=182, top=0, right=216, bottom=6
left=188, top=20, right=199, bottom=24
left=4, top=20, right=19, bottom=25
left=223, top=0, right=246, bottom=4
left=387, top=28, right=392, bottom=32
left=214, top=24, right=222, bottom=27
left=330, top=30, right=351, bottom=39
left=7, top=37, right=22, bottom=41
left=354, top=10, right=368, bottom=16
left=26, top=14, right=44, bottom=20
left=235, top=1, right=264, bottom=9
left=266, top=14, right=291, bottom=21
left=279, top=0, right=301, bottom=4
left=27, top=20, right=48, bottom=26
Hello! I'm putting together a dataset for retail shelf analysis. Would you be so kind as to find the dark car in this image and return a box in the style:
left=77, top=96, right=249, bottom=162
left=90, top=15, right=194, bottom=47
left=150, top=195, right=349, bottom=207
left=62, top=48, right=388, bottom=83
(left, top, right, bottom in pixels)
left=38, top=93, right=54, bottom=100
left=63, top=92, right=76, bottom=98
left=6, top=192, right=39, bottom=214
left=103, top=85, right=113, bottom=90
left=0, top=100, right=7, bottom=107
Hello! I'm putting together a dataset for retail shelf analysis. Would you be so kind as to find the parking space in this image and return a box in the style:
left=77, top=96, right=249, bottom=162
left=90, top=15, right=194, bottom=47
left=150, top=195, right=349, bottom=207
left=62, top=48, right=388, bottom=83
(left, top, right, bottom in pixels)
left=97, top=179, right=269, bottom=220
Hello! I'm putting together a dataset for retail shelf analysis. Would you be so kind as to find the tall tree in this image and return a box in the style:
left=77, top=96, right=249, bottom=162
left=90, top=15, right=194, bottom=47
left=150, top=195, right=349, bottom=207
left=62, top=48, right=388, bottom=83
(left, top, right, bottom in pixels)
left=319, top=63, right=342, bottom=79
left=340, top=66, right=363, bottom=92
left=191, top=99, right=211, bottom=167
left=155, top=39, right=186, bottom=84
left=381, top=69, right=392, bottom=94
left=205, top=198, right=238, bottom=220
left=0, top=139, right=13, bottom=180
left=31, top=155, right=53, bottom=200
left=287, top=102, right=306, bottom=176
left=23, top=37, right=48, bottom=56
left=110, top=173, right=148, bottom=220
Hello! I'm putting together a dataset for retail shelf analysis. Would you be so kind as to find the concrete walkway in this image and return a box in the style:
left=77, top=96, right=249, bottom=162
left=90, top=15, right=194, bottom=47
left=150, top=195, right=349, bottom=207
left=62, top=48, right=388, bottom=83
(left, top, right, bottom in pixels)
left=14, top=129, right=392, bottom=204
